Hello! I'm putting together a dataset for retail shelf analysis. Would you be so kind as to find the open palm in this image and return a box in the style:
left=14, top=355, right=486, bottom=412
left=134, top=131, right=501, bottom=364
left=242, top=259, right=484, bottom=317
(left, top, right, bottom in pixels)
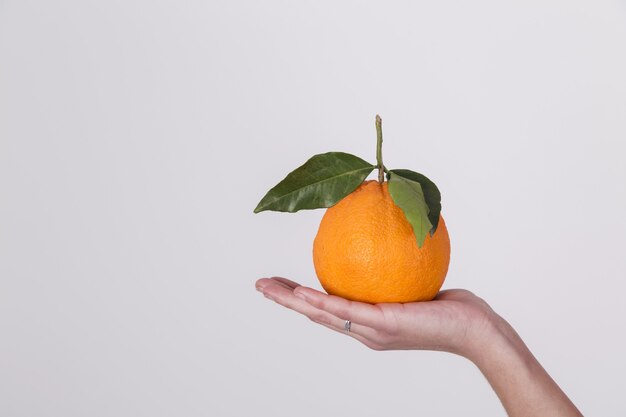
left=256, top=277, right=495, bottom=356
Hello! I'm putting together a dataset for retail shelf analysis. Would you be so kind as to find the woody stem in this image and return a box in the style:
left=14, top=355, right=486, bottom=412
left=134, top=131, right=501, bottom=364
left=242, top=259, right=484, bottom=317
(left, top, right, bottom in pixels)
left=375, top=115, right=384, bottom=183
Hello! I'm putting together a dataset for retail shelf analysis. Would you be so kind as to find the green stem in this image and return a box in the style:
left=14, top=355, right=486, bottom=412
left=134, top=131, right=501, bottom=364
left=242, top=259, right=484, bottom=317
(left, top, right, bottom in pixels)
left=375, top=115, right=384, bottom=183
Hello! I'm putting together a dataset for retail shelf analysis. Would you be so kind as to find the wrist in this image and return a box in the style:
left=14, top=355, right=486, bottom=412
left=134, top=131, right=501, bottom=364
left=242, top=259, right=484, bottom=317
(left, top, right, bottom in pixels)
left=462, top=311, right=540, bottom=387
left=456, top=309, right=583, bottom=416
left=461, top=310, right=530, bottom=367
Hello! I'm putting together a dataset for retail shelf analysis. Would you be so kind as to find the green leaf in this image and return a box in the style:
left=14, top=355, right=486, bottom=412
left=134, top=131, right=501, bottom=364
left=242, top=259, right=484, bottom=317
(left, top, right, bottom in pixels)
left=388, top=172, right=433, bottom=248
left=254, top=152, right=375, bottom=213
left=390, top=169, right=442, bottom=235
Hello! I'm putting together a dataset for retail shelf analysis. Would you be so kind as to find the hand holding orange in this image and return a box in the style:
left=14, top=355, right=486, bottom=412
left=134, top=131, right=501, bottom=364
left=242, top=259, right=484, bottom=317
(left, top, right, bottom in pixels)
left=255, top=116, right=451, bottom=303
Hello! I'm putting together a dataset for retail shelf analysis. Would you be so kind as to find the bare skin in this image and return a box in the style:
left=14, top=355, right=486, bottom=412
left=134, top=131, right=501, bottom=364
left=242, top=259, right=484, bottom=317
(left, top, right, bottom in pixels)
left=256, top=277, right=583, bottom=417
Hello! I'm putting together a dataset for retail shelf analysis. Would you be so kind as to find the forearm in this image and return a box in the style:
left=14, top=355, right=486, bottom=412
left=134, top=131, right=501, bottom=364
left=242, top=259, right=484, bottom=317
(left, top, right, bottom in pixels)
left=465, top=315, right=582, bottom=417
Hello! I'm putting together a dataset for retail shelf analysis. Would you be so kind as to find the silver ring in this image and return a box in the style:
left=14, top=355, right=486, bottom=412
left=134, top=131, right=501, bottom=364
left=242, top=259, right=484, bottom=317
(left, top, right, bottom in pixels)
left=344, top=320, right=351, bottom=334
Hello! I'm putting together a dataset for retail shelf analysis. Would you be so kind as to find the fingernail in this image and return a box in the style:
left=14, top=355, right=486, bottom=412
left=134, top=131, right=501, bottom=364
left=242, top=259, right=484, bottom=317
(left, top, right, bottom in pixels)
left=256, top=286, right=263, bottom=292
left=294, top=291, right=308, bottom=301
left=264, top=293, right=275, bottom=301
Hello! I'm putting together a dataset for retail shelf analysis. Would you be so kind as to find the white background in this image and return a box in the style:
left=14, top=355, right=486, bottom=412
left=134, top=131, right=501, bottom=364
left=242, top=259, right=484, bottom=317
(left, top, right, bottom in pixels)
left=1, top=1, right=626, bottom=416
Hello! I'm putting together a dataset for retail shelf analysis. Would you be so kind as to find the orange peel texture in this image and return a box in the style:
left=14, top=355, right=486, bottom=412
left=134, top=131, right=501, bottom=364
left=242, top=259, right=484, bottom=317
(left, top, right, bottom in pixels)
left=313, top=180, right=451, bottom=303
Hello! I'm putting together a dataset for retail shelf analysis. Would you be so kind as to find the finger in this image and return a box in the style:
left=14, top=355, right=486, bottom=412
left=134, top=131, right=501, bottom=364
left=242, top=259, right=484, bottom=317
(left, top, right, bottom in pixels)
left=256, top=278, right=294, bottom=293
left=315, top=320, right=384, bottom=351
left=435, top=289, right=476, bottom=301
left=261, top=283, right=378, bottom=340
left=269, top=276, right=302, bottom=290
left=261, top=284, right=384, bottom=349
left=291, top=310, right=382, bottom=350
left=293, top=287, right=384, bottom=329
left=305, top=309, right=376, bottom=343
left=255, top=277, right=295, bottom=292
left=255, top=277, right=302, bottom=291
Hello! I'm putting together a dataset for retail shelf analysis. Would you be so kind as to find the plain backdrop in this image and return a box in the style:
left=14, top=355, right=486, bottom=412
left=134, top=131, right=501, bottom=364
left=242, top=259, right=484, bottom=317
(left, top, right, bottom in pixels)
left=1, top=1, right=626, bottom=416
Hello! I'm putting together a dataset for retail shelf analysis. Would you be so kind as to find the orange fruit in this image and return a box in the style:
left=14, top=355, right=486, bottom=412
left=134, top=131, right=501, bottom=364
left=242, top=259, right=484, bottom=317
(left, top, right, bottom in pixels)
left=313, top=180, right=451, bottom=303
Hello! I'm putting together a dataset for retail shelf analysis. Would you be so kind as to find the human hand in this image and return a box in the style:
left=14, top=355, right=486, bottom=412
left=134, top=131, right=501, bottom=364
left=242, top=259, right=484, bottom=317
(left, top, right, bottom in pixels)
left=257, top=277, right=584, bottom=416
left=255, top=277, right=497, bottom=359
